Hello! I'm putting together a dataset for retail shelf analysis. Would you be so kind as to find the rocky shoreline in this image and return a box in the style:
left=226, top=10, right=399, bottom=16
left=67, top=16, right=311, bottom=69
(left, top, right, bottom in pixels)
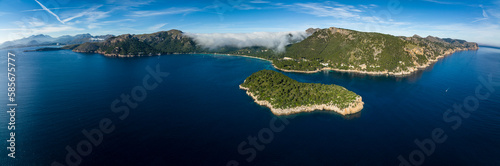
left=239, top=85, right=364, bottom=116
left=271, top=47, right=478, bottom=76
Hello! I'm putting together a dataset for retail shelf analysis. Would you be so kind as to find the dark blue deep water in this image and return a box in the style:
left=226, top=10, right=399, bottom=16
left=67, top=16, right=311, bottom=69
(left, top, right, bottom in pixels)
left=0, top=46, right=499, bottom=166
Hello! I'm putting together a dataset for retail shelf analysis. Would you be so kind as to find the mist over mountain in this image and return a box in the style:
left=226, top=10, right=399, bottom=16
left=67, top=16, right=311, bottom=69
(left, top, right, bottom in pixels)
left=185, top=31, right=311, bottom=53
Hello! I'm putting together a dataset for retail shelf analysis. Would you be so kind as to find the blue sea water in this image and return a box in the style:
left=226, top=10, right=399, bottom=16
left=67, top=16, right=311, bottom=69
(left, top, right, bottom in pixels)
left=0, top=46, right=499, bottom=166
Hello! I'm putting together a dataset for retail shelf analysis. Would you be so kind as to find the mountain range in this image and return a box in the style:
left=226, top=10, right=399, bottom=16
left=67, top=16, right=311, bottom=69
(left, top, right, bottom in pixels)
left=0, top=34, right=114, bottom=49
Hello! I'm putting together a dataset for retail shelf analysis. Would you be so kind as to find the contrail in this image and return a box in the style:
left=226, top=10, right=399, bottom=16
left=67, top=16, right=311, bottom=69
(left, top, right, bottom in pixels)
left=34, top=0, right=65, bottom=24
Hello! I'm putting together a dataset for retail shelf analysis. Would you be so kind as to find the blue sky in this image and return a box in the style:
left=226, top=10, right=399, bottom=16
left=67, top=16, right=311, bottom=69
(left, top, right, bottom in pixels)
left=0, top=0, right=499, bottom=46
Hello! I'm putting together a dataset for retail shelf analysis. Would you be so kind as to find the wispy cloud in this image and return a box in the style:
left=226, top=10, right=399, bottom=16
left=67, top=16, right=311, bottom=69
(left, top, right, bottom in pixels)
left=359, top=4, right=378, bottom=9
left=0, top=12, right=10, bottom=16
left=87, top=19, right=134, bottom=29
left=23, top=7, right=82, bottom=12
left=106, top=0, right=154, bottom=7
left=234, top=4, right=261, bottom=10
left=421, top=0, right=479, bottom=7
left=61, top=5, right=105, bottom=23
left=34, top=0, right=65, bottom=24
left=6, top=17, right=84, bottom=40
left=249, top=0, right=270, bottom=4
left=422, top=0, right=462, bottom=5
left=485, top=2, right=500, bottom=20
left=148, top=23, right=168, bottom=31
left=279, top=1, right=407, bottom=27
left=33, top=25, right=84, bottom=33
left=33, top=0, right=108, bottom=24
left=131, top=7, right=201, bottom=17
left=473, top=6, right=489, bottom=22
left=293, top=2, right=362, bottom=19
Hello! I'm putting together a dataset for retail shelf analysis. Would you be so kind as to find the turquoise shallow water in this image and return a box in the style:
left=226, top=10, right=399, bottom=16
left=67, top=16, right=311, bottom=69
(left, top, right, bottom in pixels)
left=0, top=46, right=499, bottom=166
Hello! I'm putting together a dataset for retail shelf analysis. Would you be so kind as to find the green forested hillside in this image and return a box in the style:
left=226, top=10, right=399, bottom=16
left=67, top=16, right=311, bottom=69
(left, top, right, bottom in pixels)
left=240, top=70, right=360, bottom=109
left=274, top=27, right=478, bottom=73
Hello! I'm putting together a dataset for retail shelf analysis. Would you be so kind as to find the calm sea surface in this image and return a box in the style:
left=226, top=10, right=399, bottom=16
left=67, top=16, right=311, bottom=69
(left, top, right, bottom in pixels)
left=0, top=46, right=499, bottom=166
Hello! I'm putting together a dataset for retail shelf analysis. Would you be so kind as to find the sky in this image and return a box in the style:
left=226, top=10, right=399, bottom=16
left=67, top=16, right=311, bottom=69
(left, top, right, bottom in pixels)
left=0, top=0, right=499, bottom=46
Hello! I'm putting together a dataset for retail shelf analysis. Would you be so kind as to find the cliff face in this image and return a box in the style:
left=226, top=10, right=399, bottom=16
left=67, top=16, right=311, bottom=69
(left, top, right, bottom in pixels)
left=273, top=27, right=478, bottom=75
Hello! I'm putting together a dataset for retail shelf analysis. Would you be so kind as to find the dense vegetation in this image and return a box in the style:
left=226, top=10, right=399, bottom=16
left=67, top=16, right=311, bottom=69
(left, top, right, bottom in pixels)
left=274, top=27, right=478, bottom=73
left=240, top=70, right=360, bottom=109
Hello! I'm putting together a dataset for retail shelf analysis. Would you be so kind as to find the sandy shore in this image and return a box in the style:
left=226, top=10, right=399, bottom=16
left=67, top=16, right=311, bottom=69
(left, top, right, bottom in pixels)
left=239, top=85, right=364, bottom=116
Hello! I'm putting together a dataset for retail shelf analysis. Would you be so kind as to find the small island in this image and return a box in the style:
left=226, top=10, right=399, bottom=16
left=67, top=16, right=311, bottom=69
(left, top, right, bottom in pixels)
left=240, top=70, right=364, bottom=115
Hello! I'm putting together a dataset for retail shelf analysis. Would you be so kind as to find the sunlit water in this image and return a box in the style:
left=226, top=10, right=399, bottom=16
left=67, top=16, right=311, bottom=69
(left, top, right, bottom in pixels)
left=0, top=46, right=499, bottom=165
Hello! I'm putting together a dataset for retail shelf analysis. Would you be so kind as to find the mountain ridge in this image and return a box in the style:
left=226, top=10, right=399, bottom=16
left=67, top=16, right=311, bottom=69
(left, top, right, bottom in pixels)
left=0, top=33, right=114, bottom=49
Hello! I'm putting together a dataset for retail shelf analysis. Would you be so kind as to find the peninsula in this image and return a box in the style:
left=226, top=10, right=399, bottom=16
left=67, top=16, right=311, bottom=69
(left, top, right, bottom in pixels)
left=273, top=27, right=479, bottom=76
left=240, top=70, right=364, bottom=115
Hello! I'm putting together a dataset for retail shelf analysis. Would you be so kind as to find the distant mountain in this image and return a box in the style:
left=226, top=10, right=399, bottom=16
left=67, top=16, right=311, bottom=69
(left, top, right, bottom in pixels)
left=0, top=34, right=114, bottom=49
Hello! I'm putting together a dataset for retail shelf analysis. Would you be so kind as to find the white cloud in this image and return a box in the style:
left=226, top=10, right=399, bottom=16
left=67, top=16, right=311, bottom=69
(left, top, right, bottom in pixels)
left=422, top=0, right=461, bottom=5
left=32, top=25, right=84, bottom=33
left=185, top=31, right=311, bottom=52
left=87, top=19, right=134, bottom=29
left=106, top=0, right=154, bottom=7
left=487, top=8, right=500, bottom=19
left=23, top=7, right=82, bottom=12
left=293, top=2, right=362, bottom=19
left=33, top=0, right=109, bottom=25
left=148, top=23, right=168, bottom=31
left=131, top=7, right=201, bottom=17
left=34, top=0, right=65, bottom=24
left=0, top=12, right=9, bottom=16
left=234, top=4, right=260, bottom=10
left=279, top=1, right=408, bottom=30
left=61, top=5, right=106, bottom=23
left=421, top=0, right=479, bottom=7
left=7, top=17, right=83, bottom=37
left=249, top=0, right=270, bottom=4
